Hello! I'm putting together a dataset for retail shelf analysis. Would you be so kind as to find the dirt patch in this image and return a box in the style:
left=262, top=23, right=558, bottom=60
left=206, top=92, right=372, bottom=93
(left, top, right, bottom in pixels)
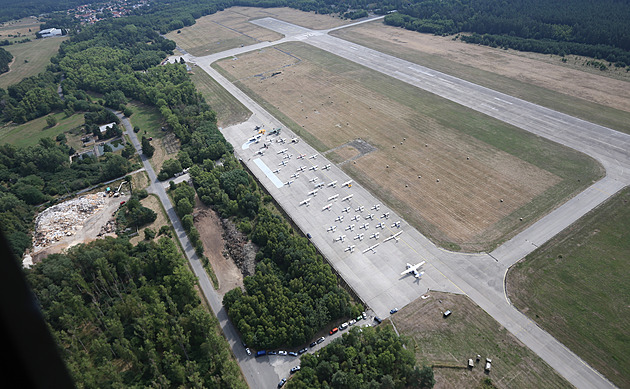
left=193, top=201, right=247, bottom=295
left=392, top=291, right=570, bottom=389
left=218, top=217, right=258, bottom=278
left=332, top=22, right=630, bottom=114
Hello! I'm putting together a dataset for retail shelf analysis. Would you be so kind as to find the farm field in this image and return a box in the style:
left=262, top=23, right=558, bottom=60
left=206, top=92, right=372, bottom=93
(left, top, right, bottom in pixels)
left=331, top=22, right=630, bottom=135
left=0, top=36, right=66, bottom=88
left=0, top=112, right=84, bottom=147
left=390, top=291, right=570, bottom=389
left=214, top=41, right=602, bottom=251
left=507, top=187, right=630, bottom=388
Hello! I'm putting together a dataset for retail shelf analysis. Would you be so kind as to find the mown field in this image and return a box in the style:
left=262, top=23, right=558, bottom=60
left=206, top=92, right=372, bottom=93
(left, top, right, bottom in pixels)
left=189, top=69, right=251, bottom=127
left=390, top=291, right=571, bottom=389
left=214, top=41, right=602, bottom=252
left=0, top=36, right=66, bottom=89
left=507, top=187, right=630, bottom=388
left=0, top=112, right=84, bottom=147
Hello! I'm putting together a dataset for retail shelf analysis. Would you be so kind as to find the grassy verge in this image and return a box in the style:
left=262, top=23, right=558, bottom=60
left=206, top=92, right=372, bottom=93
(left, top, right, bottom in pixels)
left=507, top=187, right=630, bottom=388
left=0, top=112, right=84, bottom=147
left=189, top=69, right=251, bottom=127
left=391, top=291, right=571, bottom=389
left=0, top=37, right=66, bottom=88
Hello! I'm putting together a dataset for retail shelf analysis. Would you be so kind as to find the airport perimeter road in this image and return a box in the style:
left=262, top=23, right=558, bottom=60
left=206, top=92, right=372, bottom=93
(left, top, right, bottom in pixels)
left=183, top=17, right=627, bottom=389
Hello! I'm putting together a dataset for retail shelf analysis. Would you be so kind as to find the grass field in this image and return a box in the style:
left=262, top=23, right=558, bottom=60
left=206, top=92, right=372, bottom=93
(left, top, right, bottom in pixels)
left=0, top=37, right=66, bottom=89
left=507, top=187, right=630, bottom=388
left=189, top=70, right=251, bottom=127
left=331, top=23, right=630, bottom=135
left=215, top=41, right=602, bottom=251
left=127, top=101, right=177, bottom=173
left=390, top=291, right=570, bottom=389
left=0, top=112, right=84, bottom=147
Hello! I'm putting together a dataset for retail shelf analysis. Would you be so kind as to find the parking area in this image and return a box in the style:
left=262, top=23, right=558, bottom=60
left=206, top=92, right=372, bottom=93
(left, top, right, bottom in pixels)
left=222, top=118, right=462, bottom=319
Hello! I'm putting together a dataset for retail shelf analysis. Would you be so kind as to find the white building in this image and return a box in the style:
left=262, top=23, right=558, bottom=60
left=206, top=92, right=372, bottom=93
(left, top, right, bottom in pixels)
left=99, top=122, right=116, bottom=133
left=39, top=28, right=63, bottom=38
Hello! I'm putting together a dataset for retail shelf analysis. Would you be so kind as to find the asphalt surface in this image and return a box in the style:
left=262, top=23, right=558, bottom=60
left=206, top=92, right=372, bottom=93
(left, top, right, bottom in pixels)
left=177, top=15, right=629, bottom=389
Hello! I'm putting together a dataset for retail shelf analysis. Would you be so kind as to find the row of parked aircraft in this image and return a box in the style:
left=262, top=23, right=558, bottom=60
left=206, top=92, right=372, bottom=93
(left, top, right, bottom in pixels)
left=252, top=123, right=427, bottom=282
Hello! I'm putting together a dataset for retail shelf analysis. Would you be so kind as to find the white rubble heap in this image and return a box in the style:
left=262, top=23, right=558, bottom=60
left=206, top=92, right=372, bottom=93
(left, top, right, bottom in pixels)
left=31, top=193, right=107, bottom=253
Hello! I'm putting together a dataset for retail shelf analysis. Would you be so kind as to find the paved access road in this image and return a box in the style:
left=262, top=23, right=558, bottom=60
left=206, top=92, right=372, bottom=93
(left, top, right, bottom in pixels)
left=180, top=15, right=629, bottom=389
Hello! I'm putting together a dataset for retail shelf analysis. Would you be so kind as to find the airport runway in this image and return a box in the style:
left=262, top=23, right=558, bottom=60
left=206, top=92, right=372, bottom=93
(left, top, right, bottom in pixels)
left=182, top=15, right=628, bottom=389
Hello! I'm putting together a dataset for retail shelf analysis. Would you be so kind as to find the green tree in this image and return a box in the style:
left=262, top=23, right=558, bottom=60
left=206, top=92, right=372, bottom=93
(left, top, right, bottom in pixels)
left=46, top=115, right=57, bottom=128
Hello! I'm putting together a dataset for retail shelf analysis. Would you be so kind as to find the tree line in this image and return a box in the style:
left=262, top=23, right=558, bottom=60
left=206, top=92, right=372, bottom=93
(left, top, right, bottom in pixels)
left=385, top=0, right=630, bottom=67
left=289, top=326, right=435, bottom=388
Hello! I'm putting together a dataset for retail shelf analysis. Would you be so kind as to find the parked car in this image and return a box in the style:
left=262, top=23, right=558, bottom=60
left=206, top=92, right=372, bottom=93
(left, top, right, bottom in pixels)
left=356, top=315, right=363, bottom=321
left=307, top=233, right=312, bottom=239
left=390, top=308, right=398, bottom=314
left=329, top=327, right=338, bottom=335
left=340, top=322, right=348, bottom=330
left=443, top=310, right=452, bottom=318
left=278, top=378, right=287, bottom=388
left=288, top=351, right=298, bottom=357
left=267, top=351, right=277, bottom=355
left=245, top=348, right=251, bottom=356
left=290, top=366, right=301, bottom=374
left=317, top=337, right=325, bottom=344
left=309, top=341, right=317, bottom=348
left=349, top=319, right=356, bottom=326
left=298, top=347, right=308, bottom=355
left=255, top=350, right=266, bottom=358
left=278, top=350, right=288, bottom=356
left=374, top=316, right=382, bottom=324
left=362, top=312, right=367, bottom=320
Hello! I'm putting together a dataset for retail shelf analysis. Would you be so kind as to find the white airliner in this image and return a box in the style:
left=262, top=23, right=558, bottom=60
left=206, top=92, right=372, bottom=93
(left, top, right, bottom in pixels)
left=400, top=261, right=426, bottom=278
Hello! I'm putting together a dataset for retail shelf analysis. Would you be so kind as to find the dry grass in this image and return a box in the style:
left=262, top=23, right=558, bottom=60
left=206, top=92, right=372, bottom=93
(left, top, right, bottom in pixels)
left=0, top=37, right=66, bottom=88
left=391, top=292, right=571, bottom=389
left=216, top=41, right=599, bottom=251
left=331, top=22, right=630, bottom=134
left=129, top=194, right=169, bottom=246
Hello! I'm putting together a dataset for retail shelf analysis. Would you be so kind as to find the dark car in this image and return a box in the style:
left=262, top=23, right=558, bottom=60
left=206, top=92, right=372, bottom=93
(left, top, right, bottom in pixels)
left=255, top=350, right=266, bottom=358
left=278, top=378, right=287, bottom=388
left=374, top=316, right=382, bottom=324
left=298, top=348, right=308, bottom=355
left=267, top=351, right=277, bottom=355
left=390, top=308, right=398, bottom=314
left=307, top=233, right=312, bottom=239
left=290, top=366, right=301, bottom=374
left=309, top=341, right=317, bottom=348
left=288, top=351, right=298, bottom=357
left=317, top=337, right=325, bottom=344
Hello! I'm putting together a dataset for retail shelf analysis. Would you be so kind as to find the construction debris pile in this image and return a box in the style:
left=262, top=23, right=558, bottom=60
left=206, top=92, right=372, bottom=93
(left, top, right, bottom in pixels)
left=32, top=193, right=107, bottom=252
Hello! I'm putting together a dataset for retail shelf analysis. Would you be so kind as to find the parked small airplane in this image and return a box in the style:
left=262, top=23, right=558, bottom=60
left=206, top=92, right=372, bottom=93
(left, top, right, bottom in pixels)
left=391, top=221, right=401, bottom=228
left=381, top=212, right=390, bottom=219
left=327, top=180, right=338, bottom=187
left=371, top=204, right=380, bottom=211
left=272, top=168, right=281, bottom=174
left=351, top=215, right=360, bottom=222
left=279, top=160, right=288, bottom=166
left=370, top=232, right=380, bottom=240
left=341, top=194, right=353, bottom=202
left=359, top=223, right=369, bottom=230
left=309, top=177, right=319, bottom=183
left=300, top=199, right=310, bottom=206
left=365, top=214, right=374, bottom=220
left=323, top=164, right=331, bottom=170
left=297, top=154, right=306, bottom=160
left=342, top=207, right=351, bottom=213
left=322, top=203, right=333, bottom=211
left=335, top=215, right=344, bottom=222
left=383, top=231, right=403, bottom=243
left=327, top=225, right=337, bottom=232
left=355, top=206, right=364, bottom=212
left=345, top=245, right=355, bottom=253
left=296, top=166, right=306, bottom=172
left=362, top=243, right=379, bottom=254
left=277, top=148, right=288, bottom=154
left=400, top=261, right=426, bottom=278
left=309, top=154, right=318, bottom=159
left=375, top=222, right=384, bottom=229
left=354, top=233, right=364, bottom=241
left=345, top=224, right=355, bottom=231
left=309, top=165, right=318, bottom=171
left=284, top=180, right=294, bottom=186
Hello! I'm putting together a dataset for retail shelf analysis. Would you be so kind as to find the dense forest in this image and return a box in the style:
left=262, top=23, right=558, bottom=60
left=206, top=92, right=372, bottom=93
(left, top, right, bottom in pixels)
left=0, top=47, right=12, bottom=74
left=26, top=237, right=246, bottom=388
left=288, top=326, right=435, bottom=388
